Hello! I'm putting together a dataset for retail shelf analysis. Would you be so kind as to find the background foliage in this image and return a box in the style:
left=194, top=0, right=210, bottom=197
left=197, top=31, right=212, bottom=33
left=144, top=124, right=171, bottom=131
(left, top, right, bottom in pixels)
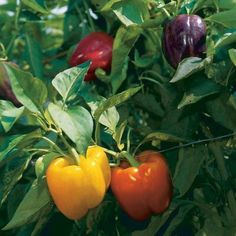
left=0, top=0, right=236, bottom=235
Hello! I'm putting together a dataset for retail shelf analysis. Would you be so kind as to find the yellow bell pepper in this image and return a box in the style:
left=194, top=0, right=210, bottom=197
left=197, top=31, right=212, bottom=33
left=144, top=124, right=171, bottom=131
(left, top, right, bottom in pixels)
left=46, top=146, right=111, bottom=220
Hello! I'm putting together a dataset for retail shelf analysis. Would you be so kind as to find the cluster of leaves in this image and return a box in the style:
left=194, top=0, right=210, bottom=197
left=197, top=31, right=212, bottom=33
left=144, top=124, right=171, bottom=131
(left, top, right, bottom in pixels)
left=0, top=0, right=236, bottom=235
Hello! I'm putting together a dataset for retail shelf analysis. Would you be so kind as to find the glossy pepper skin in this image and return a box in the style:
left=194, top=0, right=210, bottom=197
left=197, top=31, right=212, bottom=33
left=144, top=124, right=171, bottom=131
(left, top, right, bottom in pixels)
left=163, top=14, right=206, bottom=68
left=69, top=32, right=114, bottom=81
left=46, top=146, right=111, bottom=220
left=111, top=151, right=172, bottom=221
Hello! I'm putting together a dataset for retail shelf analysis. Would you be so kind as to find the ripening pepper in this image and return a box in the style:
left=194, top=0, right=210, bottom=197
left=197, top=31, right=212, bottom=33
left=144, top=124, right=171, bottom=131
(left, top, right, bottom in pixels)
left=163, top=14, right=206, bottom=68
left=46, top=146, right=111, bottom=220
left=111, top=151, right=172, bottom=221
left=69, top=32, right=114, bottom=81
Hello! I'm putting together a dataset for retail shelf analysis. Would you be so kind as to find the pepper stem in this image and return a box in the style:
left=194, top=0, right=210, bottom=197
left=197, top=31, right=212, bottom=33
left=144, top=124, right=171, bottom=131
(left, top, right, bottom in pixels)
left=71, top=148, right=80, bottom=165
left=121, top=151, right=139, bottom=167
left=102, top=148, right=119, bottom=158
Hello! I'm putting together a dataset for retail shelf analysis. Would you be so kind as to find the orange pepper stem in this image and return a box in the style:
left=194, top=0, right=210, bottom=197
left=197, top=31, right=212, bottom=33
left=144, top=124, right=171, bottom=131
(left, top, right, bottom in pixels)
left=121, top=151, right=140, bottom=167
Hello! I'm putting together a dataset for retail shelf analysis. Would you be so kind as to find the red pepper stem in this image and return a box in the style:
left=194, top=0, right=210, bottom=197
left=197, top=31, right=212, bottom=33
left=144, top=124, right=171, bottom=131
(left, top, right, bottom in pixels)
left=121, top=151, right=139, bottom=167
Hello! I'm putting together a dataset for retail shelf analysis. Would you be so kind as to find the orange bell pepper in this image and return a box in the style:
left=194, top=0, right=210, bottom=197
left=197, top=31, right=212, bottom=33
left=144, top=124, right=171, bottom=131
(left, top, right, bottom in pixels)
left=111, top=151, right=172, bottom=221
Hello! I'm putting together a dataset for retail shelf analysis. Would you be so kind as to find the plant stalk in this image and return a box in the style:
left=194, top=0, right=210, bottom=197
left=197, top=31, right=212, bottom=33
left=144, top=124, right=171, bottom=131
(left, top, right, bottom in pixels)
left=121, top=151, right=139, bottom=167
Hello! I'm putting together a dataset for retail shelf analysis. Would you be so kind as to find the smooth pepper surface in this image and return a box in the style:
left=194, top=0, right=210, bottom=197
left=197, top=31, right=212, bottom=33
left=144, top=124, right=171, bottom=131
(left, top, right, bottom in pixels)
left=111, top=151, right=172, bottom=221
left=46, top=146, right=111, bottom=220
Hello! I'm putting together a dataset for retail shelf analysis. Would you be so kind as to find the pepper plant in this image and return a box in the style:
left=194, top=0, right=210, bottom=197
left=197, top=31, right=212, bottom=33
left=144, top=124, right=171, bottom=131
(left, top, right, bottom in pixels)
left=0, top=0, right=236, bottom=235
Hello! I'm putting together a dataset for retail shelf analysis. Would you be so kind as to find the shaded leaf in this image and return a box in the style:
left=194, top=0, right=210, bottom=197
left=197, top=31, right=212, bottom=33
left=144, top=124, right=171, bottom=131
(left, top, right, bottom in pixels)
left=178, top=76, right=221, bottom=109
left=0, top=130, right=41, bottom=163
left=133, top=50, right=154, bottom=68
left=25, top=32, right=44, bottom=79
left=207, top=8, right=236, bottom=28
left=229, top=48, right=236, bottom=66
left=173, top=145, right=208, bottom=197
left=0, top=100, right=24, bottom=132
left=0, top=135, right=27, bottom=163
left=205, top=93, right=236, bottom=131
left=22, top=0, right=48, bottom=14
left=229, top=92, right=236, bottom=110
left=2, top=180, right=51, bottom=230
left=215, top=32, right=236, bottom=48
left=162, top=204, right=194, bottom=235
left=0, top=152, right=32, bottom=206
left=94, top=87, right=142, bottom=122
left=170, top=57, right=207, bottom=83
left=111, top=26, right=142, bottom=93
left=160, top=109, right=199, bottom=139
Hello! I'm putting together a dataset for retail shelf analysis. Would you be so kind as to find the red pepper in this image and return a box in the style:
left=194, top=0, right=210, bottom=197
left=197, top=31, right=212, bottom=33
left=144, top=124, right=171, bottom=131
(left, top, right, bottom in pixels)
left=69, top=32, right=113, bottom=81
left=111, top=151, right=172, bottom=221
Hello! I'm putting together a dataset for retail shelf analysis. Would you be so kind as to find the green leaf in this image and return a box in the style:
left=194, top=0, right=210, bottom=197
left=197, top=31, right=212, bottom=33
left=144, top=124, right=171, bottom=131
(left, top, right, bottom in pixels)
left=133, top=50, right=154, bottom=68
left=35, top=153, right=58, bottom=180
left=3, top=63, right=47, bottom=113
left=2, top=180, right=51, bottom=230
left=112, top=120, right=127, bottom=150
left=111, top=26, right=142, bottom=93
left=25, top=32, right=44, bottom=79
left=207, top=7, right=236, bottom=28
left=229, top=48, right=236, bottom=66
left=0, top=130, right=41, bottom=164
left=73, top=84, right=120, bottom=133
left=87, top=98, right=119, bottom=133
left=21, top=0, right=49, bottom=14
left=218, top=0, right=236, bottom=9
left=0, top=152, right=32, bottom=206
left=133, top=92, right=165, bottom=117
left=94, top=86, right=142, bottom=122
left=196, top=216, right=235, bottom=236
left=101, top=0, right=121, bottom=11
left=30, top=203, right=53, bottom=236
left=177, top=76, right=221, bottom=109
left=170, top=57, right=206, bottom=83
left=0, top=135, right=27, bottom=163
left=7, top=183, right=31, bottom=220
left=160, top=109, right=199, bottom=139
left=111, top=0, right=149, bottom=26
left=52, top=62, right=90, bottom=104
left=0, top=100, right=24, bottom=132
left=94, top=86, right=141, bottom=143
left=173, top=145, right=209, bottom=197
left=48, top=103, right=93, bottom=154
left=205, top=93, right=236, bottom=131
left=215, top=32, right=236, bottom=48
left=229, top=92, right=236, bottom=110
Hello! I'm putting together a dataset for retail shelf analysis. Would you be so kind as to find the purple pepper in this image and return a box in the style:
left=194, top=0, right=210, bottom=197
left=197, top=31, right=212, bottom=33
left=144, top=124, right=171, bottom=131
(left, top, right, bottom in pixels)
left=163, top=14, right=206, bottom=68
